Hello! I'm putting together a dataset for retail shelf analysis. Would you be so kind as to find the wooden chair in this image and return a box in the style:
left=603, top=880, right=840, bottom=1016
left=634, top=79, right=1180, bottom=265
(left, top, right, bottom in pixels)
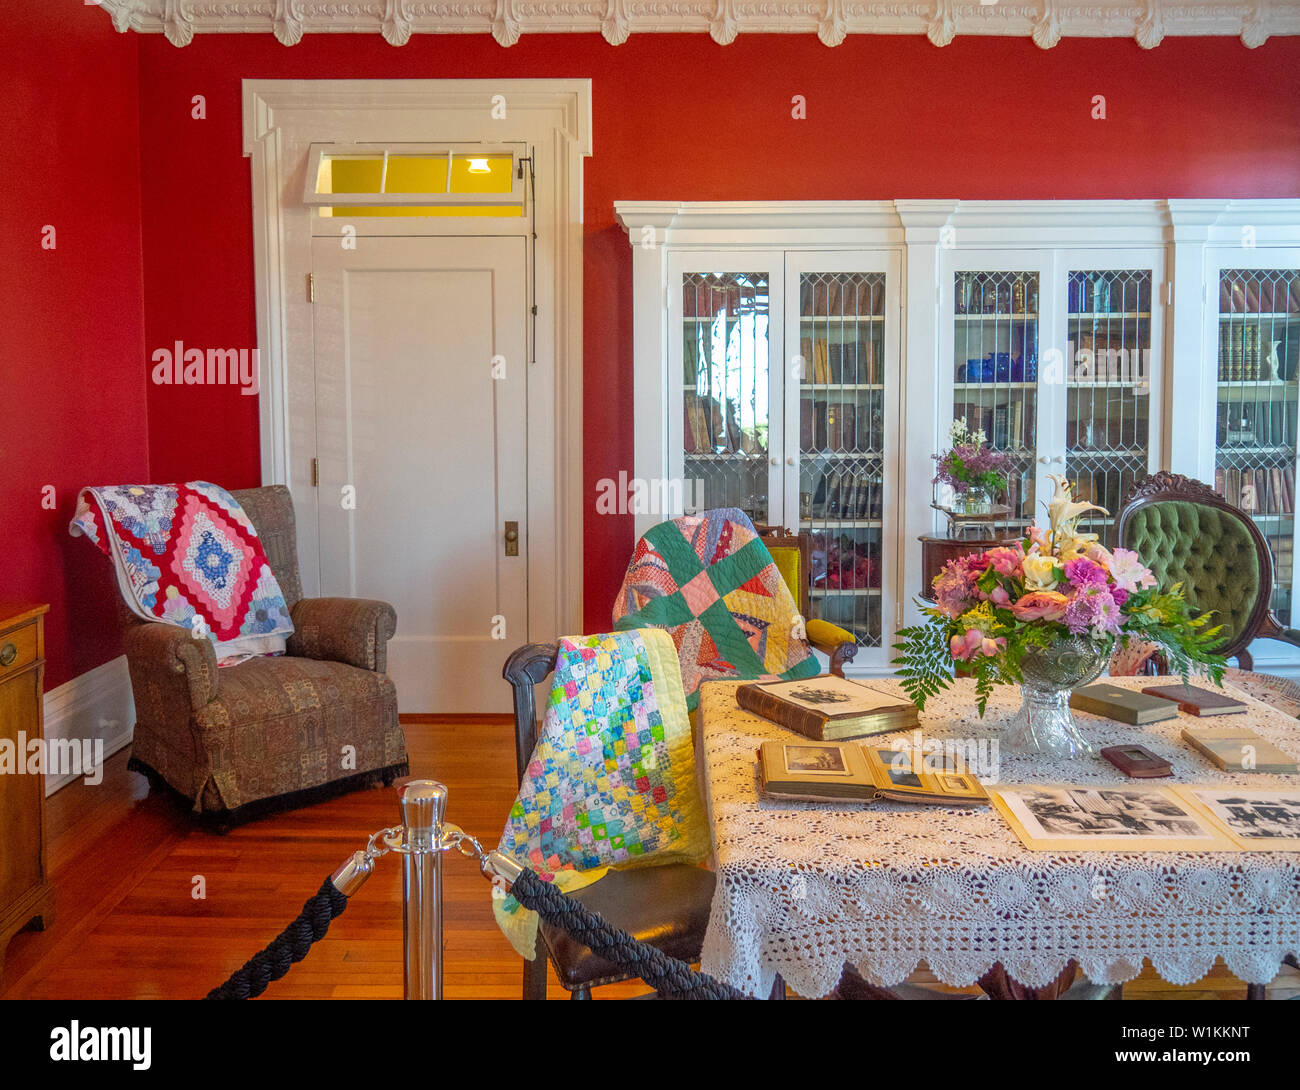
left=501, top=642, right=716, bottom=1000
left=1117, top=471, right=1300, bottom=669
left=754, top=525, right=858, bottom=677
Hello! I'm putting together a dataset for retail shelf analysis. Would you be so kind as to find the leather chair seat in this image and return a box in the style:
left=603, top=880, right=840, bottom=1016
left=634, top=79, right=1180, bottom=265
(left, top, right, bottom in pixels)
left=538, top=864, right=716, bottom=990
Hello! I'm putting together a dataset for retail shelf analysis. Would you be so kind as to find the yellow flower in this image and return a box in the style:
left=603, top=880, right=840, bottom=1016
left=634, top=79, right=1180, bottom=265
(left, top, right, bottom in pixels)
left=1022, top=554, right=1060, bottom=590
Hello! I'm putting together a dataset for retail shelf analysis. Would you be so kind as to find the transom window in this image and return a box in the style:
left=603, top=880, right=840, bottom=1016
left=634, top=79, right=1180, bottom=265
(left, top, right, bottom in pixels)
left=304, top=143, right=525, bottom=218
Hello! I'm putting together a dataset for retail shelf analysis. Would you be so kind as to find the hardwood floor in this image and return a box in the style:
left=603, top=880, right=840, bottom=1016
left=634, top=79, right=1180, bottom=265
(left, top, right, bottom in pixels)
left=1, top=717, right=1295, bottom=1001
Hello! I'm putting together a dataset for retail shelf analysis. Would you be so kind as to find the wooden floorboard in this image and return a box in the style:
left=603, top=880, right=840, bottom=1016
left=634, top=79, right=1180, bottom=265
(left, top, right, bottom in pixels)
left=1, top=717, right=1294, bottom=1000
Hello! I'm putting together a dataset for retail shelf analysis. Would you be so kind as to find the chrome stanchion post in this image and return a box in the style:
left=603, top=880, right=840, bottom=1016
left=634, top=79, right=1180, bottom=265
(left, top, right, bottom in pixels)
left=398, top=779, right=447, bottom=1000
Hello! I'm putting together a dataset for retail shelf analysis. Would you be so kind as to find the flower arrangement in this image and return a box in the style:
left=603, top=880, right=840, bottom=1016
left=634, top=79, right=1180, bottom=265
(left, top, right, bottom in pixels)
left=895, top=476, right=1226, bottom=714
left=933, top=418, right=1011, bottom=499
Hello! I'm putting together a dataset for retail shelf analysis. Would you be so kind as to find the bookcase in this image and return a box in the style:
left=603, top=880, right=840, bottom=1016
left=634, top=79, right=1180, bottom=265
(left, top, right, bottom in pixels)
left=619, top=200, right=1300, bottom=677
left=668, top=248, right=901, bottom=666
left=940, top=248, right=1166, bottom=551
left=1211, top=264, right=1300, bottom=627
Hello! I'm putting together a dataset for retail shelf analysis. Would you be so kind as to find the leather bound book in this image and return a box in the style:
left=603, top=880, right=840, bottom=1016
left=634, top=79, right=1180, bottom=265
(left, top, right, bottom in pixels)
left=1141, top=683, right=1248, bottom=717
left=737, top=675, right=917, bottom=741
left=1070, top=684, right=1180, bottom=725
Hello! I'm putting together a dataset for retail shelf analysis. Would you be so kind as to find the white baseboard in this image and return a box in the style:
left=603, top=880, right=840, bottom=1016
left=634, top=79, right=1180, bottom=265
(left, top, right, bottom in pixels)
left=42, top=655, right=135, bottom=795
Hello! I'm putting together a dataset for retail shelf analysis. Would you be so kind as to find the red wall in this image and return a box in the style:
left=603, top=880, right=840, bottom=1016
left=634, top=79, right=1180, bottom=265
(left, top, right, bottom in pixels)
left=1, top=7, right=148, bottom=689
left=136, top=31, right=1300, bottom=634
left=17, top=26, right=1298, bottom=689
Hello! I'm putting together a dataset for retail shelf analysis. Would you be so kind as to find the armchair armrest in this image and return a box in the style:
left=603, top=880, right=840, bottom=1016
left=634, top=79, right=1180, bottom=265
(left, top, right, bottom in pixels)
left=122, top=620, right=219, bottom=710
left=288, top=597, right=397, bottom=672
left=1268, top=627, right=1300, bottom=651
left=805, top=618, right=858, bottom=679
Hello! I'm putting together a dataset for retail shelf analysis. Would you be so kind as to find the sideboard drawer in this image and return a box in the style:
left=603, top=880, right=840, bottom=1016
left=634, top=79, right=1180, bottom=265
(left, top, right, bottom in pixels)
left=0, top=621, right=38, bottom=679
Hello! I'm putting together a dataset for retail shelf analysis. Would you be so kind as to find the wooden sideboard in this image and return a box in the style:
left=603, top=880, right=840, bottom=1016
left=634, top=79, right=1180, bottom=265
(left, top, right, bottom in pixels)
left=0, top=603, right=54, bottom=975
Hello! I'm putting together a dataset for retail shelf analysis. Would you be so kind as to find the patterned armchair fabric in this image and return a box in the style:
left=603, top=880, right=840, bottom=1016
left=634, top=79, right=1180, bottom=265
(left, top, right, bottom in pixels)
left=120, top=485, right=408, bottom=826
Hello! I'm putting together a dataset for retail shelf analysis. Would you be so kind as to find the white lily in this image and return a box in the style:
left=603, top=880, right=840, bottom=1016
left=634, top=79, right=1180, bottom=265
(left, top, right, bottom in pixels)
left=1045, top=474, right=1109, bottom=555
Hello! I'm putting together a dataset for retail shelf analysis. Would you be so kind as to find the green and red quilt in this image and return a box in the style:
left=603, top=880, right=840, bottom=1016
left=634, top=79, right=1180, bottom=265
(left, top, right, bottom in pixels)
left=612, top=508, right=819, bottom=709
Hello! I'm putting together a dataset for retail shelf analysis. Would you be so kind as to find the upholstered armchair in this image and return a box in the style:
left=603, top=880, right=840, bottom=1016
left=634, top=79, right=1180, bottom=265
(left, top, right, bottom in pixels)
left=1117, top=471, right=1300, bottom=669
left=118, top=485, right=409, bottom=828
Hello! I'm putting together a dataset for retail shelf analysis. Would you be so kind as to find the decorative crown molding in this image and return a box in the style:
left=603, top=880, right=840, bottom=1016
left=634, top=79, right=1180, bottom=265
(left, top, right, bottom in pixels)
left=273, top=0, right=304, bottom=46
left=1032, top=1, right=1062, bottom=49
left=92, top=0, right=1300, bottom=49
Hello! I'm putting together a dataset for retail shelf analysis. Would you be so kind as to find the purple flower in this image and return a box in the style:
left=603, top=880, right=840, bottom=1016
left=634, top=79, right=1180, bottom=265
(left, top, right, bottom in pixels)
left=1063, top=557, right=1108, bottom=590
left=1064, top=587, right=1123, bottom=638
left=932, top=559, right=977, bottom=619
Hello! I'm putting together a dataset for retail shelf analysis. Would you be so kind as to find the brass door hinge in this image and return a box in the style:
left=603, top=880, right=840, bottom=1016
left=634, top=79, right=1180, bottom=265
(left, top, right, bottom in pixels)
left=311, top=457, right=319, bottom=487
left=308, top=272, right=316, bottom=303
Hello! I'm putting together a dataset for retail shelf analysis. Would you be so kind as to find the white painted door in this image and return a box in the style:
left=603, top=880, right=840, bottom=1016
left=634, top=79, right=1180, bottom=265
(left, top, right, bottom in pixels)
left=311, top=235, right=527, bottom=713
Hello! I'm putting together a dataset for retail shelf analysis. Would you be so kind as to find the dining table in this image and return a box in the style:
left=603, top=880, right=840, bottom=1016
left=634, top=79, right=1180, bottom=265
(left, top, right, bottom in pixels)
left=695, top=674, right=1300, bottom=999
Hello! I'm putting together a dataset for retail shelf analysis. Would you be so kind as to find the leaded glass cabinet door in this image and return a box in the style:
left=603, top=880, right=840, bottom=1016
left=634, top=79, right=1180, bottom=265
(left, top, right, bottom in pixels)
left=943, top=259, right=1052, bottom=534
left=784, top=251, right=901, bottom=665
left=1211, top=263, right=1300, bottom=628
left=669, top=254, right=785, bottom=527
left=1061, top=254, right=1165, bottom=548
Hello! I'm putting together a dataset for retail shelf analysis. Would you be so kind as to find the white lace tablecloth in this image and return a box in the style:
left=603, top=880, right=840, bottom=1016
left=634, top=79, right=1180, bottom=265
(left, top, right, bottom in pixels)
left=697, top=676, right=1300, bottom=998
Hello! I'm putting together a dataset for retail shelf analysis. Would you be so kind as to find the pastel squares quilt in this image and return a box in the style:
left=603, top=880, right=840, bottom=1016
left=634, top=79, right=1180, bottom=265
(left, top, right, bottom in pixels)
left=492, top=629, right=708, bottom=958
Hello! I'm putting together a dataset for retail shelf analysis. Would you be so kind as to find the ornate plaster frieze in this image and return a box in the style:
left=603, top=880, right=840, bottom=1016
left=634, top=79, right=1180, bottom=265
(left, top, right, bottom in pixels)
left=93, top=0, right=1298, bottom=48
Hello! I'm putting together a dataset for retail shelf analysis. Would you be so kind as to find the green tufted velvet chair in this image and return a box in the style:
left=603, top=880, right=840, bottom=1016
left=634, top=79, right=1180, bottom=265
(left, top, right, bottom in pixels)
left=1117, top=471, right=1300, bottom=670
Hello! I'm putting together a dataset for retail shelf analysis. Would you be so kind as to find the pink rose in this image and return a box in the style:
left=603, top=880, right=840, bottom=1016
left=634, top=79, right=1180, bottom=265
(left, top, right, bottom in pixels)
left=1011, top=590, right=1070, bottom=622
left=950, top=629, right=1005, bottom=661
left=990, top=585, right=1011, bottom=607
left=983, top=545, right=1024, bottom=576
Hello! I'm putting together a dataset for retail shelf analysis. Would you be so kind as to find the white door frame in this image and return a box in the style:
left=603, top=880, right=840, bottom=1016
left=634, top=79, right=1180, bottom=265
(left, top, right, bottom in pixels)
left=242, top=78, right=592, bottom=642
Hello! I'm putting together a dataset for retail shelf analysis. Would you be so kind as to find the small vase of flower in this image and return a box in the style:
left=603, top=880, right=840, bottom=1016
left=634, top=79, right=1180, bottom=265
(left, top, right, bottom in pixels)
left=895, top=476, right=1227, bottom=758
left=933, top=419, right=1010, bottom=516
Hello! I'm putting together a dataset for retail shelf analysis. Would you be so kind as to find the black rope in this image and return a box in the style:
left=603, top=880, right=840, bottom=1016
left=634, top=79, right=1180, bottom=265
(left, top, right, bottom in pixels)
left=205, top=877, right=348, bottom=1000
left=510, top=868, right=751, bottom=1000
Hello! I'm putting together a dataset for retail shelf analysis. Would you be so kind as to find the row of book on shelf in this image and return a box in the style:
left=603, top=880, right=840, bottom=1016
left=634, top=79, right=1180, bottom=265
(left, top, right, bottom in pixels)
left=683, top=393, right=765, bottom=455
left=809, top=474, right=883, bottom=520
left=1221, top=277, right=1300, bottom=314
left=1215, top=465, right=1296, bottom=515
left=798, top=338, right=882, bottom=385
left=1217, top=399, right=1296, bottom=449
left=798, top=278, right=885, bottom=316
left=800, top=399, right=884, bottom=452
left=954, top=401, right=1029, bottom=451
left=1218, top=324, right=1294, bottom=381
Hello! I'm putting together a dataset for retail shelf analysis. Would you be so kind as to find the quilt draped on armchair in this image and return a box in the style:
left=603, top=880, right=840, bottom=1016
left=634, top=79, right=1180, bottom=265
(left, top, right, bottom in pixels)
left=69, top=481, right=294, bottom=663
left=612, top=508, right=819, bottom=709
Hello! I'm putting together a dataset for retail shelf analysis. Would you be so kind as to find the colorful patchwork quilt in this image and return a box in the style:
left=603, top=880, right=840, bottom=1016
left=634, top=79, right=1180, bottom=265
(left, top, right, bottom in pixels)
left=69, top=482, right=293, bottom=663
left=612, top=508, right=819, bottom=709
left=492, top=629, right=708, bottom=959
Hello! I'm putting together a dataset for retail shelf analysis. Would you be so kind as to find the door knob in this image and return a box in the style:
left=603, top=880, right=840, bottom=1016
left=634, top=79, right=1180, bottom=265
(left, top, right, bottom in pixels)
left=770, top=457, right=779, bottom=466
left=786, top=457, right=796, bottom=466
left=503, top=521, right=519, bottom=557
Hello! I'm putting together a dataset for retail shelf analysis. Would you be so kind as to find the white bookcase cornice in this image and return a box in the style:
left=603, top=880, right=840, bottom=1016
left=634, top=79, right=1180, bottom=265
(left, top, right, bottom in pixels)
left=615, top=199, right=1300, bottom=250
left=96, top=0, right=1300, bottom=48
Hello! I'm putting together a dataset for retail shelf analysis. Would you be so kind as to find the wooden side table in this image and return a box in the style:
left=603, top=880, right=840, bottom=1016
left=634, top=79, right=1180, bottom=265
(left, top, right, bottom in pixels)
left=917, top=534, right=1022, bottom=601
left=0, top=603, right=54, bottom=975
